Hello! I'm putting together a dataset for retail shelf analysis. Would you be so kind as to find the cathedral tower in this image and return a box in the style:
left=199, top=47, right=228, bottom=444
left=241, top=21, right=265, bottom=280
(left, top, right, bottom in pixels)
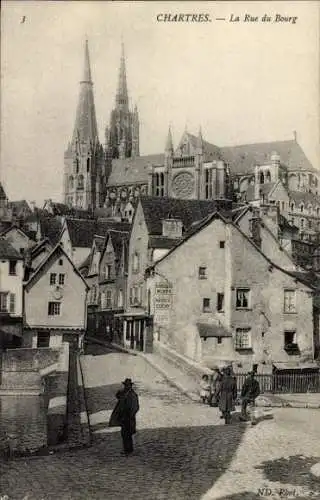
left=64, top=40, right=105, bottom=210
left=105, top=43, right=140, bottom=161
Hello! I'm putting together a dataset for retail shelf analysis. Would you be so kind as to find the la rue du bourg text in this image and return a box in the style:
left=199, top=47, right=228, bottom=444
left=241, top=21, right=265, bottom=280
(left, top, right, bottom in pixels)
left=156, top=13, right=298, bottom=24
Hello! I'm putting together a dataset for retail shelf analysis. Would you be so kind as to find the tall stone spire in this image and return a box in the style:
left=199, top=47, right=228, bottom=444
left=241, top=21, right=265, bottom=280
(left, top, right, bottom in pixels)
left=116, top=42, right=129, bottom=110
left=64, top=39, right=104, bottom=211
left=72, top=39, right=98, bottom=143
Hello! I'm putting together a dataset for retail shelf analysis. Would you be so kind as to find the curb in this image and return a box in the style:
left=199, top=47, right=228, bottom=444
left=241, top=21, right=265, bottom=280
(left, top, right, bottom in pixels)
left=139, top=352, right=200, bottom=403
left=85, top=337, right=320, bottom=410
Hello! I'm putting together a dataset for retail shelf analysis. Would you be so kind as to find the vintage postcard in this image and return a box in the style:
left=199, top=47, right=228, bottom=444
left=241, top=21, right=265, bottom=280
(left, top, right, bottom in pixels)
left=1, top=1, right=320, bottom=499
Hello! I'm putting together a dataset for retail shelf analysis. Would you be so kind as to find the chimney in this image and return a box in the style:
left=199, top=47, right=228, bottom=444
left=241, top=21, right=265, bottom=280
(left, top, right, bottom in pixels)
left=249, top=212, right=262, bottom=248
left=162, top=218, right=183, bottom=239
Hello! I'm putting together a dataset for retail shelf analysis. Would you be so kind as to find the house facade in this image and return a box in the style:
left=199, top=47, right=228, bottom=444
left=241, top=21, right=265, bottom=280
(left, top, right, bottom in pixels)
left=122, top=196, right=233, bottom=351
left=146, top=212, right=317, bottom=372
left=23, top=244, right=89, bottom=350
left=0, top=238, right=24, bottom=348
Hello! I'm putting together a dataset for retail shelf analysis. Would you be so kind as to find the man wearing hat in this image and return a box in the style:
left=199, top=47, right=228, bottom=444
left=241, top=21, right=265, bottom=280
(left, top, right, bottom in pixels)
left=240, top=370, right=260, bottom=424
left=116, top=378, right=140, bottom=455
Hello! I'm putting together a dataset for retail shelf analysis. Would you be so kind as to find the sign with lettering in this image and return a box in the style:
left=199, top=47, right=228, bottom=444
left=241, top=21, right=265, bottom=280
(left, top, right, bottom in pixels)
left=154, top=283, right=173, bottom=325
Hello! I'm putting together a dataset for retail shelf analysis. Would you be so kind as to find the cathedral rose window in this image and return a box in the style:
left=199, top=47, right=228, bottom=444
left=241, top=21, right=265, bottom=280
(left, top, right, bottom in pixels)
left=172, top=172, right=195, bottom=198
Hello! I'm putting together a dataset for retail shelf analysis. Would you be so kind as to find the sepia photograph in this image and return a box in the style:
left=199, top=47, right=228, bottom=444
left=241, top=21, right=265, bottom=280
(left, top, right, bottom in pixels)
left=0, top=1, right=320, bottom=498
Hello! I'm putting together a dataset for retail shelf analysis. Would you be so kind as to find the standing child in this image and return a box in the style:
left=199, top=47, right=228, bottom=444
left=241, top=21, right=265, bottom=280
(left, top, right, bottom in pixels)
left=200, top=374, right=211, bottom=404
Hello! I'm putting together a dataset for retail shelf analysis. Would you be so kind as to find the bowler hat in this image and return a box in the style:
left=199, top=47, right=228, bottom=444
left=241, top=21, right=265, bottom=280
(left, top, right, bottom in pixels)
left=122, top=378, right=133, bottom=386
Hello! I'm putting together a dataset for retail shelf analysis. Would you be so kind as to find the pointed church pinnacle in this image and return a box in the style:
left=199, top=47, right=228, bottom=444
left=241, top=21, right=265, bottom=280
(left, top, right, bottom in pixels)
left=82, top=38, right=92, bottom=83
left=72, top=38, right=98, bottom=143
left=116, top=41, right=128, bottom=108
left=165, top=125, right=174, bottom=152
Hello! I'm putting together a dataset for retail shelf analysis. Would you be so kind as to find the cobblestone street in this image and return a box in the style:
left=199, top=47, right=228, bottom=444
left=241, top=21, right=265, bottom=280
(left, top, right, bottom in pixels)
left=1, top=344, right=320, bottom=500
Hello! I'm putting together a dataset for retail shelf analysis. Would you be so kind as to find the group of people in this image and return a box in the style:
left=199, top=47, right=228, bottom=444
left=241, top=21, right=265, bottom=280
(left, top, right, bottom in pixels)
left=200, top=366, right=260, bottom=424
left=109, top=367, right=260, bottom=456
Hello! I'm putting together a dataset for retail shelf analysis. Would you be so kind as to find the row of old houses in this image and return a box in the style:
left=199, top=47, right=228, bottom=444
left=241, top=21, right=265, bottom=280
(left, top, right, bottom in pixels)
left=1, top=187, right=320, bottom=375
left=78, top=196, right=320, bottom=374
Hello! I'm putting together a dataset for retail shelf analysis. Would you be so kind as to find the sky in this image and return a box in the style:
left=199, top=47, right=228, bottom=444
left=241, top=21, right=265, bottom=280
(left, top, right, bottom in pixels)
left=1, top=1, right=319, bottom=205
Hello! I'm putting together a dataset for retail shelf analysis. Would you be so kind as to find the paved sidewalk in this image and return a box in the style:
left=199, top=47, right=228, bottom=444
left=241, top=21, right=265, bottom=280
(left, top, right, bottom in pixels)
left=86, top=337, right=320, bottom=409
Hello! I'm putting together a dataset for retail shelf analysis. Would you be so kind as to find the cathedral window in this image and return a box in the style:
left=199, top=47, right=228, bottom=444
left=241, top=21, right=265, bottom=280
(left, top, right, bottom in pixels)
left=77, top=175, right=84, bottom=190
left=290, top=202, right=295, bottom=212
left=265, top=170, right=271, bottom=183
left=154, top=172, right=165, bottom=197
left=259, top=172, right=265, bottom=184
left=205, top=169, right=213, bottom=199
left=317, top=207, right=320, bottom=217
left=69, top=176, right=74, bottom=189
left=76, top=158, right=79, bottom=174
left=87, top=158, right=90, bottom=173
left=300, top=204, right=304, bottom=213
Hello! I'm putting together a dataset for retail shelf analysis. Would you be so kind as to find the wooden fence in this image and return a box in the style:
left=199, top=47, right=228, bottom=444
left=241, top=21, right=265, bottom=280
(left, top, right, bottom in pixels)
left=235, top=372, right=320, bottom=394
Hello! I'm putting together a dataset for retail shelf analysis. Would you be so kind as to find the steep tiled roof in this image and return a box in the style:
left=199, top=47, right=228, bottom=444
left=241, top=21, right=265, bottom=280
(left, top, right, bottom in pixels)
left=139, top=196, right=229, bottom=235
left=39, top=217, right=63, bottom=246
left=0, top=182, right=7, bottom=200
left=221, top=140, right=316, bottom=175
left=288, top=190, right=320, bottom=207
left=8, top=200, right=31, bottom=217
left=0, top=237, right=23, bottom=260
left=25, top=243, right=89, bottom=291
left=182, top=133, right=224, bottom=162
left=66, top=218, right=130, bottom=248
left=108, top=154, right=165, bottom=185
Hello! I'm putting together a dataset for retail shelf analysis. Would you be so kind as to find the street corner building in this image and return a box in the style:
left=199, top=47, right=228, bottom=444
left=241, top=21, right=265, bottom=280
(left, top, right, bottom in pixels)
left=145, top=209, right=320, bottom=374
left=0, top=237, right=24, bottom=348
left=23, top=243, right=89, bottom=350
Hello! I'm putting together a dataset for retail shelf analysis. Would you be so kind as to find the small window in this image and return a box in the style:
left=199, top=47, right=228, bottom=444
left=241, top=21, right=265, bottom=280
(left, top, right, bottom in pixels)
left=9, top=260, right=17, bottom=275
left=236, top=288, right=250, bottom=309
left=202, top=298, right=211, bottom=313
left=48, top=302, right=61, bottom=316
left=118, top=290, right=124, bottom=308
left=19, top=247, right=24, bottom=255
left=50, top=273, right=57, bottom=285
left=217, top=293, right=224, bottom=312
left=219, top=241, right=225, bottom=249
left=59, top=259, right=63, bottom=266
left=281, top=201, right=285, bottom=211
left=37, top=331, right=50, bottom=348
left=59, top=274, right=65, bottom=285
left=284, top=330, right=296, bottom=347
left=217, top=337, right=222, bottom=344
left=284, top=289, right=296, bottom=313
left=235, top=328, right=251, bottom=350
left=107, top=265, right=112, bottom=279
left=198, top=267, right=207, bottom=279
left=9, top=293, right=15, bottom=313
left=0, top=292, right=8, bottom=312
left=106, top=290, right=112, bottom=308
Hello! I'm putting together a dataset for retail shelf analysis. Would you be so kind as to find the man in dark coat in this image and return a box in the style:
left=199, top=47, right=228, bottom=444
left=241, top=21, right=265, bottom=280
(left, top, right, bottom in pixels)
left=116, top=378, right=140, bottom=455
left=240, top=371, right=260, bottom=424
left=218, top=366, right=237, bottom=424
